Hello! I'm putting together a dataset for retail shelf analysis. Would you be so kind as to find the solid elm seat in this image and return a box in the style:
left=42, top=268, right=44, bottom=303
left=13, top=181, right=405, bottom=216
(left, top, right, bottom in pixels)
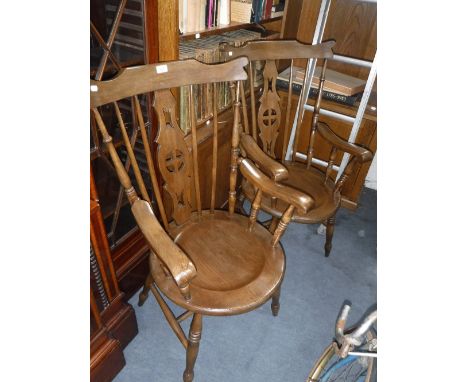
left=242, top=161, right=340, bottom=224
left=152, top=210, right=285, bottom=316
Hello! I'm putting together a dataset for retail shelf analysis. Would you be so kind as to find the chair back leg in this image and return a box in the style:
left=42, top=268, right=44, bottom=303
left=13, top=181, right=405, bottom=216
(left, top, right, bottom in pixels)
left=271, top=286, right=281, bottom=317
left=325, top=214, right=337, bottom=257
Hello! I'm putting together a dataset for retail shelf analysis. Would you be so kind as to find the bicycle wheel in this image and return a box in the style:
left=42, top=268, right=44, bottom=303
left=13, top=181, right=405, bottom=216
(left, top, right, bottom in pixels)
left=306, top=330, right=376, bottom=382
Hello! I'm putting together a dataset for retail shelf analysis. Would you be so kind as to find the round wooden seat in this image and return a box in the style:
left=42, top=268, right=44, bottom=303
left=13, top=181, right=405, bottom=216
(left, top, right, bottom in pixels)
left=242, top=161, right=341, bottom=224
left=150, top=210, right=285, bottom=316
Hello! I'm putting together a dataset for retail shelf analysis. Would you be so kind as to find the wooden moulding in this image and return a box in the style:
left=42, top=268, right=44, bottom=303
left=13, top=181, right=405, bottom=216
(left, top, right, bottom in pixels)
left=90, top=57, right=248, bottom=108
left=100, top=292, right=139, bottom=349
left=91, top=328, right=125, bottom=382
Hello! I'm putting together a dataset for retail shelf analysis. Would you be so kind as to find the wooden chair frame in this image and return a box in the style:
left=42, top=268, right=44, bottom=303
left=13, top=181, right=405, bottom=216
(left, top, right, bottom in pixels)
left=221, top=40, right=373, bottom=256
left=90, top=57, right=314, bottom=381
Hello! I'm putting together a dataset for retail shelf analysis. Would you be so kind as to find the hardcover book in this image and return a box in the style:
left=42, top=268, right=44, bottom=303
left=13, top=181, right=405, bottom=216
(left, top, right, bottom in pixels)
left=277, top=66, right=363, bottom=106
left=280, top=66, right=366, bottom=96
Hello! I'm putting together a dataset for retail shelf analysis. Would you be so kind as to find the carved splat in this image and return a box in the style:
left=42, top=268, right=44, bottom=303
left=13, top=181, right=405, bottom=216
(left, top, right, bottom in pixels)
left=257, top=60, right=281, bottom=158
left=153, top=89, right=192, bottom=225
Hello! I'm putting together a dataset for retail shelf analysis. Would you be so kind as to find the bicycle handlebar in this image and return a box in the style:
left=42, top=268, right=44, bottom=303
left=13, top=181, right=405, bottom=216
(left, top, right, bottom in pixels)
left=334, top=304, right=377, bottom=358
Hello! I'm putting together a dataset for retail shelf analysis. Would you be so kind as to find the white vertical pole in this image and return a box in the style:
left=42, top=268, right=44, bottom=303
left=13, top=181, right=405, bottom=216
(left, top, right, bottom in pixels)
left=335, top=53, right=378, bottom=181
left=285, top=0, right=332, bottom=160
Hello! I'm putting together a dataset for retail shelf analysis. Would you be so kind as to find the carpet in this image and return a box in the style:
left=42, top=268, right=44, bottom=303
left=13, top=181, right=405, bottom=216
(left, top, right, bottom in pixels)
left=114, top=188, right=377, bottom=382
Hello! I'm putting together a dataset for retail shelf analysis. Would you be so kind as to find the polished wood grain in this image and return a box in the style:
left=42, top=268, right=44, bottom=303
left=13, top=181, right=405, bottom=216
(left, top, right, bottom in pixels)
left=90, top=58, right=308, bottom=381
left=152, top=210, right=285, bottom=315
left=228, top=39, right=373, bottom=256
left=184, top=314, right=202, bottom=382
left=223, top=39, right=334, bottom=61
left=156, top=0, right=179, bottom=62
left=153, top=89, right=194, bottom=225
left=296, top=0, right=376, bottom=80
left=132, top=200, right=197, bottom=300
left=240, top=134, right=288, bottom=181
left=90, top=58, right=248, bottom=108
left=239, top=158, right=314, bottom=215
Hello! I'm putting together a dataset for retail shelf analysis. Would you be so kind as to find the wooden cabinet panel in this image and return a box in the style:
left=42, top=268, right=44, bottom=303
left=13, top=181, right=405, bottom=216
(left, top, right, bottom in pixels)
left=295, top=0, right=376, bottom=80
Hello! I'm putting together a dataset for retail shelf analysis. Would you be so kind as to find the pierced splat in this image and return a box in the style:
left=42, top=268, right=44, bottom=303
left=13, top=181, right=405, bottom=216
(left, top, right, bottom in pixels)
left=257, top=60, right=281, bottom=158
left=165, top=149, right=185, bottom=173
left=153, top=89, right=193, bottom=225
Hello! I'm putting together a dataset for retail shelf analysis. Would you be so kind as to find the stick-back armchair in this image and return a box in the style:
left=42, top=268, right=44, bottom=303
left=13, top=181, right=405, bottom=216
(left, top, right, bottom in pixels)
left=221, top=40, right=373, bottom=257
left=90, top=57, right=314, bottom=381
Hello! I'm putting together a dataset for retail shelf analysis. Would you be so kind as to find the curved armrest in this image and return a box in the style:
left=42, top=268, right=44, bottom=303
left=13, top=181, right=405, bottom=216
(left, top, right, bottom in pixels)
left=239, top=158, right=314, bottom=214
left=317, top=122, right=373, bottom=163
left=240, top=134, right=289, bottom=182
left=131, top=200, right=197, bottom=294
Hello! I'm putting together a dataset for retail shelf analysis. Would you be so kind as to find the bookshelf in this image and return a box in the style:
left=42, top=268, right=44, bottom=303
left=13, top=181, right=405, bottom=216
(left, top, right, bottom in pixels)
left=157, top=0, right=285, bottom=62
left=180, top=17, right=283, bottom=40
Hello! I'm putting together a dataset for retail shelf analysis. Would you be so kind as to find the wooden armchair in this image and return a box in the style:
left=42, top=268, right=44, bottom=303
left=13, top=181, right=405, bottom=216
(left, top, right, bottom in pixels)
left=221, top=40, right=373, bottom=257
left=90, top=57, right=314, bottom=381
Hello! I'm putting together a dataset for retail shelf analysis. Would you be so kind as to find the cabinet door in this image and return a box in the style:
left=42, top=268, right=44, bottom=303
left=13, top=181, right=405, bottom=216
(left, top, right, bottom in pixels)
left=91, top=0, right=158, bottom=296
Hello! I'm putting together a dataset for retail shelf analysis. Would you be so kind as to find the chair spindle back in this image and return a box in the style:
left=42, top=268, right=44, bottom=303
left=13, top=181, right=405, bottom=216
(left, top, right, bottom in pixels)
left=91, top=58, right=248, bottom=230
left=220, top=40, right=335, bottom=163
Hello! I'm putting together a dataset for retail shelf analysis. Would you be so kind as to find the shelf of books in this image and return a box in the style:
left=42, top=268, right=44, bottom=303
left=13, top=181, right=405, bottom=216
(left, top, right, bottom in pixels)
left=178, top=28, right=265, bottom=133
left=179, top=0, right=285, bottom=39
left=176, top=1, right=286, bottom=133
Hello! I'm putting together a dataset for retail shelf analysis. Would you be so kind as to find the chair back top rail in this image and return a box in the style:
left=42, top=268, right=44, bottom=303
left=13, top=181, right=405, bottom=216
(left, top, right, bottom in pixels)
left=221, top=40, right=335, bottom=62
left=90, top=57, right=248, bottom=107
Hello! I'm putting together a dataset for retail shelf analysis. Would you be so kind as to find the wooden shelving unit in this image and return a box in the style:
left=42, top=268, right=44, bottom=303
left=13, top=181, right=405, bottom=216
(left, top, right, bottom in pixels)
left=179, top=16, right=282, bottom=40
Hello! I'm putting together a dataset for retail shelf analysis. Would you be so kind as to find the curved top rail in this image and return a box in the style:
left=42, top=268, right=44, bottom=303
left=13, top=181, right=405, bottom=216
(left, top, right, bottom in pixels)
left=90, top=57, right=248, bottom=108
left=220, top=40, right=335, bottom=62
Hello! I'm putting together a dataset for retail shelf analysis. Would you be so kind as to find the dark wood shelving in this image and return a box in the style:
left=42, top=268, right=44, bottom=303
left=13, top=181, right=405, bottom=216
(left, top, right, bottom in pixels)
left=180, top=17, right=282, bottom=41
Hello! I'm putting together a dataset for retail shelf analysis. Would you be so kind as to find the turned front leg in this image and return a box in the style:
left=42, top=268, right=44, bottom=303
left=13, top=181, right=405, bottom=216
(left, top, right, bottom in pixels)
left=183, top=313, right=203, bottom=382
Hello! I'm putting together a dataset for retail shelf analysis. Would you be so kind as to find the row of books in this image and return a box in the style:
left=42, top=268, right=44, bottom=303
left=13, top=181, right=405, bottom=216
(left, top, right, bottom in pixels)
left=231, top=0, right=285, bottom=24
left=178, top=0, right=286, bottom=33
left=179, top=29, right=263, bottom=133
left=179, top=0, right=231, bottom=33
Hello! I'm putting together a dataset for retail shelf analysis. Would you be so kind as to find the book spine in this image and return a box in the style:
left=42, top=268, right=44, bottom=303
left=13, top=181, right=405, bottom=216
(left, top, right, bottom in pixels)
left=213, top=0, right=218, bottom=26
left=250, top=0, right=258, bottom=22
left=208, top=0, right=213, bottom=27
left=200, top=0, right=207, bottom=29
left=264, top=0, right=273, bottom=19
left=183, top=0, right=189, bottom=33
left=219, top=0, right=230, bottom=25
left=257, top=0, right=264, bottom=22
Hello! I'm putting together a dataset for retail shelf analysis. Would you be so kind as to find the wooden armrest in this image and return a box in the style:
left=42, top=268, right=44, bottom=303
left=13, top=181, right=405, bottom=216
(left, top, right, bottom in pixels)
left=317, top=122, right=373, bottom=163
left=131, top=200, right=197, bottom=291
left=240, top=134, right=289, bottom=182
left=239, top=158, right=314, bottom=213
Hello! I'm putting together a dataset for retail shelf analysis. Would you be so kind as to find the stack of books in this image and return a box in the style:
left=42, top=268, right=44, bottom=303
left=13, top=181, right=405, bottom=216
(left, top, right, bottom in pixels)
left=231, top=0, right=285, bottom=23
left=277, top=66, right=366, bottom=106
left=179, top=29, right=263, bottom=133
